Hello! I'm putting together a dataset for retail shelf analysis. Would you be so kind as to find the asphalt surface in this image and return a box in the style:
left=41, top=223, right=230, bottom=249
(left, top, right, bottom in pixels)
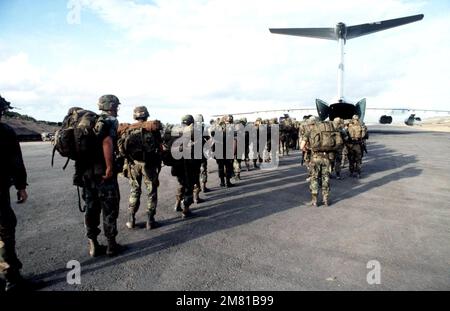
left=7, top=125, right=450, bottom=290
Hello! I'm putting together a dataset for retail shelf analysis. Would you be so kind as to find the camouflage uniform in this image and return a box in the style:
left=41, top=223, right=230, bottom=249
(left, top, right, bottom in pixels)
left=212, top=115, right=235, bottom=187
left=199, top=159, right=208, bottom=190
left=194, top=114, right=209, bottom=199
left=346, top=115, right=366, bottom=177
left=300, top=117, right=332, bottom=206
left=128, top=161, right=160, bottom=224
left=170, top=115, right=200, bottom=217
left=252, top=118, right=263, bottom=169
left=0, top=106, right=27, bottom=290
left=80, top=95, right=121, bottom=257
left=124, top=106, right=162, bottom=229
left=309, top=152, right=332, bottom=204
left=233, top=118, right=250, bottom=180
left=332, top=117, right=347, bottom=179
left=300, top=119, right=312, bottom=180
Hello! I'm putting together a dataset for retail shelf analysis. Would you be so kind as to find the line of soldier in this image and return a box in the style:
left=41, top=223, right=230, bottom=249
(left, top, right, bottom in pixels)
left=0, top=93, right=367, bottom=291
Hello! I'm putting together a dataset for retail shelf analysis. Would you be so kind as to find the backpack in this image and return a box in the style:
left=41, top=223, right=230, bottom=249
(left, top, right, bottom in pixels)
left=161, top=124, right=184, bottom=166
left=118, top=120, right=162, bottom=162
left=52, top=108, right=99, bottom=169
left=309, top=121, right=344, bottom=152
left=348, top=121, right=367, bottom=141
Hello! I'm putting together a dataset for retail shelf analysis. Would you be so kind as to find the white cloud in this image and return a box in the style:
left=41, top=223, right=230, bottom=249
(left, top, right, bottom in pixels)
left=1, top=0, right=449, bottom=123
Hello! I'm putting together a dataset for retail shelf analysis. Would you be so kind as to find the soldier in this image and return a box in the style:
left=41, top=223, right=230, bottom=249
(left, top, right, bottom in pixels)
left=81, top=95, right=122, bottom=257
left=171, top=115, right=198, bottom=217
left=212, top=114, right=235, bottom=187
left=332, top=117, right=347, bottom=180
left=124, top=106, right=162, bottom=230
left=251, top=117, right=263, bottom=169
left=0, top=96, right=29, bottom=291
left=346, top=115, right=367, bottom=178
left=233, top=117, right=250, bottom=180
left=300, top=116, right=313, bottom=181
left=341, top=119, right=351, bottom=168
left=194, top=114, right=210, bottom=196
left=300, top=117, right=333, bottom=206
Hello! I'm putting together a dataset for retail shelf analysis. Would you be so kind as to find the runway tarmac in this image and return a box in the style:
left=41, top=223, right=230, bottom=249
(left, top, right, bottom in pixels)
left=5, top=125, right=450, bottom=290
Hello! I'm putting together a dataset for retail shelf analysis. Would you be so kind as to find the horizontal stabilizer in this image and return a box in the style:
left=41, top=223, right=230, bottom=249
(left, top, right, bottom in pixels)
left=269, top=27, right=336, bottom=40
left=347, top=14, right=423, bottom=39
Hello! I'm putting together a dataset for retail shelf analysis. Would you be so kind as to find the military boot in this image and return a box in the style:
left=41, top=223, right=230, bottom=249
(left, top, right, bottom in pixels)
left=174, top=195, right=182, bottom=212
left=193, top=188, right=205, bottom=204
left=182, top=206, right=193, bottom=218
left=220, top=177, right=226, bottom=187
left=125, top=211, right=136, bottom=229
left=88, top=238, right=106, bottom=257
left=226, top=178, right=235, bottom=188
left=4, top=271, right=26, bottom=292
left=106, top=238, right=122, bottom=257
left=146, top=213, right=160, bottom=230
left=234, top=173, right=241, bottom=181
left=310, top=194, right=318, bottom=206
left=336, top=172, right=342, bottom=180
left=201, top=182, right=210, bottom=193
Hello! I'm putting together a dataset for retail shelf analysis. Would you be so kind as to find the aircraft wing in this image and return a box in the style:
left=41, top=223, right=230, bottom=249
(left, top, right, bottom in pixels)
left=346, top=14, right=424, bottom=39
left=269, top=27, right=336, bottom=40
left=211, top=108, right=316, bottom=118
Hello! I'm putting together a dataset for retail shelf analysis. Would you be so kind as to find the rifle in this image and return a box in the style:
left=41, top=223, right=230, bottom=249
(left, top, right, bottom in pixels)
left=301, top=150, right=305, bottom=166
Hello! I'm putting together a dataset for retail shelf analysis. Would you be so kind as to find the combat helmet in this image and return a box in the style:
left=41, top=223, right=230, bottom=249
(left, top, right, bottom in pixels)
left=307, top=115, right=318, bottom=125
left=181, top=114, right=194, bottom=126
left=223, top=114, right=233, bottom=124
left=239, top=117, right=247, bottom=125
left=133, top=106, right=149, bottom=120
left=195, top=114, right=204, bottom=123
left=333, top=117, right=343, bottom=127
left=98, top=94, right=120, bottom=111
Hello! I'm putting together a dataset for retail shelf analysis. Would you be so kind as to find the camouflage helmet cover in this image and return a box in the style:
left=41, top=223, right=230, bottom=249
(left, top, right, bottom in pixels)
left=307, top=115, right=318, bottom=125
left=194, top=114, right=204, bottom=123
left=133, top=106, right=149, bottom=120
left=181, top=114, right=194, bottom=126
left=333, top=117, right=343, bottom=125
left=225, top=114, right=233, bottom=123
left=98, top=94, right=120, bottom=111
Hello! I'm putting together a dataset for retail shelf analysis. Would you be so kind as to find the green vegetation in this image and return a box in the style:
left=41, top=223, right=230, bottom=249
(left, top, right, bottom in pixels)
left=4, top=111, right=61, bottom=126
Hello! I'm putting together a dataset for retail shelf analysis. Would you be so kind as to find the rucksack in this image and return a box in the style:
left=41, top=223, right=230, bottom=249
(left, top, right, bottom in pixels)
left=161, top=124, right=184, bottom=166
left=309, top=121, right=344, bottom=152
left=52, top=108, right=99, bottom=169
left=118, top=120, right=162, bottom=162
left=348, top=121, right=367, bottom=141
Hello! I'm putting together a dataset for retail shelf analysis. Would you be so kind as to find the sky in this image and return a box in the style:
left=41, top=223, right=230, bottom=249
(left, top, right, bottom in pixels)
left=0, top=0, right=449, bottom=124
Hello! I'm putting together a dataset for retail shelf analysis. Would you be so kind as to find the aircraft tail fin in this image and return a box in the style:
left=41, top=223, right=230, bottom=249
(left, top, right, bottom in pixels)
left=316, top=99, right=330, bottom=121
left=346, top=14, right=423, bottom=39
left=269, top=27, right=336, bottom=40
left=355, top=98, right=366, bottom=122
